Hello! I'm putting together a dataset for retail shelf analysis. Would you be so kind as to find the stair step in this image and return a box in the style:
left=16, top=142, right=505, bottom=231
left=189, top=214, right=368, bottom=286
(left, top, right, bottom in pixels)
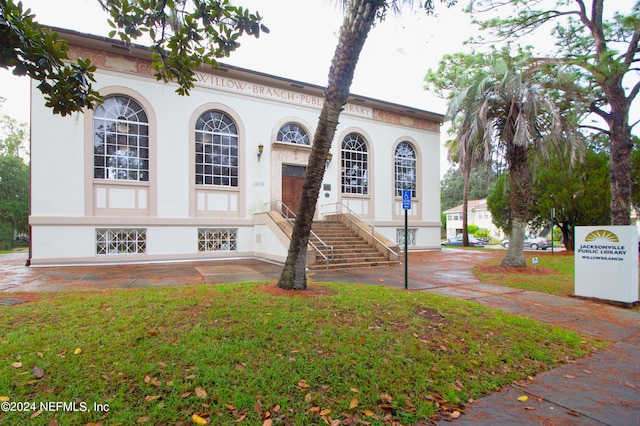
left=309, top=260, right=398, bottom=270
left=325, top=252, right=386, bottom=262
left=302, top=219, right=399, bottom=270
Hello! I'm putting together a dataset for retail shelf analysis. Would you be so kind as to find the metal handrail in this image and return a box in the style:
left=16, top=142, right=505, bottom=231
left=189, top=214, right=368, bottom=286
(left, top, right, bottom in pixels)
left=320, top=202, right=399, bottom=259
left=265, top=201, right=334, bottom=266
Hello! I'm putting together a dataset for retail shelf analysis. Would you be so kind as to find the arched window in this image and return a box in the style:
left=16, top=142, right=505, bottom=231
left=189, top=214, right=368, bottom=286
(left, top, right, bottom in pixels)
left=277, top=123, right=310, bottom=145
left=195, top=111, right=239, bottom=187
left=341, top=133, right=368, bottom=194
left=93, top=95, right=149, bottom=181
left=394, top=141, right=416, bottom=197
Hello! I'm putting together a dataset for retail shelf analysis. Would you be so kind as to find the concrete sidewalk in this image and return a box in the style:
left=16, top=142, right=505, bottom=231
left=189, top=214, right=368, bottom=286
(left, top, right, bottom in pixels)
left=1, top=249, right=639, bottom=425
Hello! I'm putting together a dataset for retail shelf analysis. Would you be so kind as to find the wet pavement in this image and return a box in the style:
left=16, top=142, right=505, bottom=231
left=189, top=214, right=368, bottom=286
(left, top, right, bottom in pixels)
left=1, top=248, right=639, bottom=425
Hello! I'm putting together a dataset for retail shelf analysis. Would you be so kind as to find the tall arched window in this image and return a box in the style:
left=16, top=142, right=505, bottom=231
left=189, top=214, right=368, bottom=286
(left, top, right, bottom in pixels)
left=341, top=133, right=368, bottom=195
left=277, top=123, right=310, bottom=145
left=93, top=95, right=149, bottom=181
left=195, top=111, right=239, bottom=187
left=394, top=141, right=416, bottom=197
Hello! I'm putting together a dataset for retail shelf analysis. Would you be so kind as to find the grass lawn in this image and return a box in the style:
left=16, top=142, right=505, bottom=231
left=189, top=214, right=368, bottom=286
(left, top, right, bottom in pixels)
left=475, top=251, right=640, bottom=310
left=0, top=282, right=599, bottom=425
left=474, top=252, right=576, bottom=297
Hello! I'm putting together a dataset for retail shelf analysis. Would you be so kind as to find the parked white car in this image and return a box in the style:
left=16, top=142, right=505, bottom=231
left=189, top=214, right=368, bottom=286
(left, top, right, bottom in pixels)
left=501, top=236, right=552, bottom=250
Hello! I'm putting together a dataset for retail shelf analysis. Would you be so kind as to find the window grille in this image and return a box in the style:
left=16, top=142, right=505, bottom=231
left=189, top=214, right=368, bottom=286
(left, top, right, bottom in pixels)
left=394, top=142, right=416, bottom=197
left=198, top=228, right=238, bottom=252
left=277, top=123, right=310, bottom=145
left=396, top=228, right=417, bottom=247
left=93, top=96, right=149, bottom=181
left=96, top=228, right=146, bottom=255
left=341, top=133, right=368, bottom=194
left=195, top=111, right=239, bottom=186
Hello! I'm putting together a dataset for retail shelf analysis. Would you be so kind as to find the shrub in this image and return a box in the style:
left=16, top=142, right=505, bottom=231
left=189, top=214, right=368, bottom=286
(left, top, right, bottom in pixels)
left=475, top=229, right=490, bottom=239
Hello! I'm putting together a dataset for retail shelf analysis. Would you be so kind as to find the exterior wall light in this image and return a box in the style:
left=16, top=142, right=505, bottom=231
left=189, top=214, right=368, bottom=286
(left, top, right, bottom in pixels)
left=257, top=143, right=264, bottom=161
left=325, top=152, right=333, bottom=168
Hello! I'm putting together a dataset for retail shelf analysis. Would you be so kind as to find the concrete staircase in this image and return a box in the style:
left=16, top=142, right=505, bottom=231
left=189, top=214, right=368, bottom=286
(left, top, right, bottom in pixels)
left=308, top=220, right=398, bottom=270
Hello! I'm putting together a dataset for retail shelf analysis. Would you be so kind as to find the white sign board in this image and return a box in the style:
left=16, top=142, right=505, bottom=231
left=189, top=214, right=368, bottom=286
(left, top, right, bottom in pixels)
left=575, top=226, right=639, bottom=304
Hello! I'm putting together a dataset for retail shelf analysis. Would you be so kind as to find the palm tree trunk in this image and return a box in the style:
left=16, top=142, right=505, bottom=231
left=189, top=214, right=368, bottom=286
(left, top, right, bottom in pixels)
left=501, top=144, right=531, bottom=267
left=277, top=0, right=381, bottom=290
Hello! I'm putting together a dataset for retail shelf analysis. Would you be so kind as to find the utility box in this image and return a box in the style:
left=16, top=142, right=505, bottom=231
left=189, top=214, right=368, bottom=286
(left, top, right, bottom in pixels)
left=575, top=226, right=639, bottom=305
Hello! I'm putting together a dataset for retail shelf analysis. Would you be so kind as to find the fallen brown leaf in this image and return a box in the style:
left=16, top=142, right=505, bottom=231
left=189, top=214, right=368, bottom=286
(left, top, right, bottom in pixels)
left=253, top=400, right=262, bottom=415
left=32, top=367, right=45, bottom=379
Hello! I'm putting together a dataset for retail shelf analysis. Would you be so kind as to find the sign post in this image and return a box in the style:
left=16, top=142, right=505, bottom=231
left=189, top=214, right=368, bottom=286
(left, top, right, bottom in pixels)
left=402, top=190, right=412, bottom=290
left=550, top=208, right=555, bottom=255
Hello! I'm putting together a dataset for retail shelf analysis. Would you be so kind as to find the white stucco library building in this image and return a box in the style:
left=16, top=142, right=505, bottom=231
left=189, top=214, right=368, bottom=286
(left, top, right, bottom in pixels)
left=28, top=28, right=443, bottom=266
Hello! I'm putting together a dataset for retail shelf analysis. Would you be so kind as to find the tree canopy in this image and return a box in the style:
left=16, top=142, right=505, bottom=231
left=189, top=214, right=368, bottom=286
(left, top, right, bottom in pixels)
left=0, top=0, right=100, bottom=116
left=0, top=0, right=267, bottom=115
left=468, top=0, right=639, bottom=225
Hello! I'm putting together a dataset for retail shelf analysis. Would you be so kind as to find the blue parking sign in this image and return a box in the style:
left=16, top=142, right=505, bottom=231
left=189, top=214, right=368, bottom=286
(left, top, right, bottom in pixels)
left=402, top=189, right=411, bottom=210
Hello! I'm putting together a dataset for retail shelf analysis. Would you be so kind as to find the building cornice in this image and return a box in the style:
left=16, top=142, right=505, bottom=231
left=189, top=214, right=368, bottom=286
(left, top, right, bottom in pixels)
left=48, top=26, right=444, bottom=130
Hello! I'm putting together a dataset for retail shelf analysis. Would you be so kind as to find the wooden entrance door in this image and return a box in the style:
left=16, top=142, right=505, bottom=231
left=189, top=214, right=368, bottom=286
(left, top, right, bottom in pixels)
left=282, top=165, right=306, bottom=218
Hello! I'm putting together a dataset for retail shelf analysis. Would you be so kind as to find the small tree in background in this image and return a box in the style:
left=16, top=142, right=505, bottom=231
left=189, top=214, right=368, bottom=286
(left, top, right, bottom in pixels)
left=0, top=99, right=29, bottom=248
